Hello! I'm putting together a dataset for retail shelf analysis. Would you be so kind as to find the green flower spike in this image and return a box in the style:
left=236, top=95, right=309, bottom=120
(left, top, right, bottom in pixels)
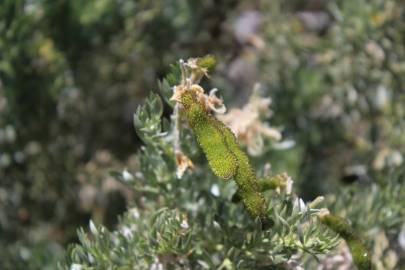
left=175, top=57, right=267, bottom=221
left=179, top=90, right=238, bottom=180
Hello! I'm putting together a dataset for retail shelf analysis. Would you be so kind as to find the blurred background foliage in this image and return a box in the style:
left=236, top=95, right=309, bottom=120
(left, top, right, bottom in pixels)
left=259, top=0, right=405, bottom=199
left=0, top=0, right=404, bottom=269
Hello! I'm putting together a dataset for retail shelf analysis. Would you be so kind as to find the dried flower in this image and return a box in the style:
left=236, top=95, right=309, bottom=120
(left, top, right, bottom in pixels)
left=204, top=88, right=226, bottom=114
left=171, top=85, right=226, bottom=114
left=175, top=152, right=194, bottom=179
left=185, top=58, right=209, bottom=83
left=218, top=91, right=281, bottom=156
left=180, top=219, right=189, bottom=230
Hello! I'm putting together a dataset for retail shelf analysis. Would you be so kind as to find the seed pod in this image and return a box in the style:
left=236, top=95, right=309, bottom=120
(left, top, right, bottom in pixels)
left=319, top=210, right=371, bottom=270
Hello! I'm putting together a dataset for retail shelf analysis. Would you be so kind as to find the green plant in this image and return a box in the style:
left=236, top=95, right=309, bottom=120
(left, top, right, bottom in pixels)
left=61, top=58, right=377, bottom=269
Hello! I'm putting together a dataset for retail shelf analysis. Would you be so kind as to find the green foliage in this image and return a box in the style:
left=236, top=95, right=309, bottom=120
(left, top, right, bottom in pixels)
left=1, top=0, right=405, bottom=269
left=133, top=92, right=164, bottom=145
left=62, top=208, right=194, bottom=269
left=259, top=0, right=405, bottom=198
left=323, top=171, right=405, bottom=269
left=327, top=172, right=405, bottom=234
left=62, top=72, right=341, bottom=269
left=0, top=0, right=241, bottom=268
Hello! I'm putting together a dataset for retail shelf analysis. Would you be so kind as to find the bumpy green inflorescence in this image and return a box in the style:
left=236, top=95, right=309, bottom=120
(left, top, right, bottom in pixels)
left=319, top=213, right=371, bottom=270
left=180, top=90, right=267, bottom=218
left=212, top=115, right=267, bottom=218
left=180, top=91, right=238, bottom=180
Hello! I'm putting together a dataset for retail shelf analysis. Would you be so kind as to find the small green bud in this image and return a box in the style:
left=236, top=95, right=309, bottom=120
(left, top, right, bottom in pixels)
left=196, top=55, right=217, bottom=71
